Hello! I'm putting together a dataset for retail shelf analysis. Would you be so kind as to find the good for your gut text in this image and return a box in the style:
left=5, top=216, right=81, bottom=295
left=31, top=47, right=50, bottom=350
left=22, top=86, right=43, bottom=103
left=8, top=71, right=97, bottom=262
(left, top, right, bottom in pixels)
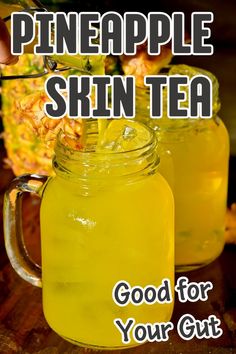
left=112, top=279, right=222, bottom=343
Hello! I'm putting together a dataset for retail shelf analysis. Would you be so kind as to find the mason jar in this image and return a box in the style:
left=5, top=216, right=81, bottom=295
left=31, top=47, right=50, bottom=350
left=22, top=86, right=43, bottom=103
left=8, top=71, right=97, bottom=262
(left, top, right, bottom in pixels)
left=136, top=65, right=230, bottom=271
left=4, top=120, right=174, bottom=349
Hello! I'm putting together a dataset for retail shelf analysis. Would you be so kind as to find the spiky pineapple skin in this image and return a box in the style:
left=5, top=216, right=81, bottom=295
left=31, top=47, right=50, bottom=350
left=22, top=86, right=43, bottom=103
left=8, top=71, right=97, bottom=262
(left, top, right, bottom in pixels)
left=2, top=54, right=82, bottom=176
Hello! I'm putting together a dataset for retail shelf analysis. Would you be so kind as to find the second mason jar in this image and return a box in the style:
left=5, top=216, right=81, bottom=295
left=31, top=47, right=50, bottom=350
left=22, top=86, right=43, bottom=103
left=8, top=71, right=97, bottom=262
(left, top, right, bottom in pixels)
left=136, top=65, right=230, bottom=271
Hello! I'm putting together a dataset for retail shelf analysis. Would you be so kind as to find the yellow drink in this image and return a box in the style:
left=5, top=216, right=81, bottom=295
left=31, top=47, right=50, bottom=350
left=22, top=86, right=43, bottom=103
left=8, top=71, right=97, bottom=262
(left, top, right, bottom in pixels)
left=156, top=119, right=229, bottom=269
left=136, top=65, right=230, bottom=271
left=40, top=122, right=174, bottom=348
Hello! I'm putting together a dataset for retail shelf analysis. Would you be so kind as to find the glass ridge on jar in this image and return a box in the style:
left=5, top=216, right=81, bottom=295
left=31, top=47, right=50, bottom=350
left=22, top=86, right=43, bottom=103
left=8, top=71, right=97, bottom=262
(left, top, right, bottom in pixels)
left=136, top=64, right=230, bottom=271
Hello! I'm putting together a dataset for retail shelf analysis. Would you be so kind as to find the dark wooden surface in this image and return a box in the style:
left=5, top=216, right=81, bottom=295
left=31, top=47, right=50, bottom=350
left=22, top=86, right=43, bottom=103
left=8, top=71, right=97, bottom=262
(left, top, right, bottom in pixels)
left=0, top=145, right=236, bottom=354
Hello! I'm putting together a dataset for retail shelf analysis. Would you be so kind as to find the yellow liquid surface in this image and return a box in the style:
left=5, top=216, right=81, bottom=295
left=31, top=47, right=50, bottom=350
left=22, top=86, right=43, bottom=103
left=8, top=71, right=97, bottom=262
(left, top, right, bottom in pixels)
left=40, top=171, right=174, bottom=348
left=157, top=119, right=229, bottom=268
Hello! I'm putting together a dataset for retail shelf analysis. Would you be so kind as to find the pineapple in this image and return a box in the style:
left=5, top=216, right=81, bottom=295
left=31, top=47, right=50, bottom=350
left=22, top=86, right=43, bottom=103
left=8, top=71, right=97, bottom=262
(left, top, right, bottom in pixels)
left=120, top=43, right=173, bottom=87
left=1, top=54, right=84, bottom=175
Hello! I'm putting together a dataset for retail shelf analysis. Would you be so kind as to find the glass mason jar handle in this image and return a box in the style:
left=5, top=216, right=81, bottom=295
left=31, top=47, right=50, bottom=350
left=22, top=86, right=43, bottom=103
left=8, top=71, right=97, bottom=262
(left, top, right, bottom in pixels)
left=4, top=174, right=49, bottom=288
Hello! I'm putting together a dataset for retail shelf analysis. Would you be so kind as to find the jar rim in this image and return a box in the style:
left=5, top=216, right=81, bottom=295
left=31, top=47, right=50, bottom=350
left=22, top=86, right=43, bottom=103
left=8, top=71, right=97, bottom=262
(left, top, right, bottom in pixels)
left=54, top=119, right=157, bottom=160
left=53, top=120, right=159, bottom=181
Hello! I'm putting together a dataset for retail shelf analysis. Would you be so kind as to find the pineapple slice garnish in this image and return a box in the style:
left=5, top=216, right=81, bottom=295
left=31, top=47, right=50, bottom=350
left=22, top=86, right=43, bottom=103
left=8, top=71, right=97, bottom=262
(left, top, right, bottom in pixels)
left=19, top=91, right=84, bottom=147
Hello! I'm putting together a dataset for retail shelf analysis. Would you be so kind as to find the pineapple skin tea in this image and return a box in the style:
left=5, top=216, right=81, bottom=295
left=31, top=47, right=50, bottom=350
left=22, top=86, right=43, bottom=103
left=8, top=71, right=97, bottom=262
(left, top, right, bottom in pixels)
left=137, top=66, right=230, bottom=271
left=3, top=120, right=174, bottom=349
left=38, top=122, right=175, bottom=349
